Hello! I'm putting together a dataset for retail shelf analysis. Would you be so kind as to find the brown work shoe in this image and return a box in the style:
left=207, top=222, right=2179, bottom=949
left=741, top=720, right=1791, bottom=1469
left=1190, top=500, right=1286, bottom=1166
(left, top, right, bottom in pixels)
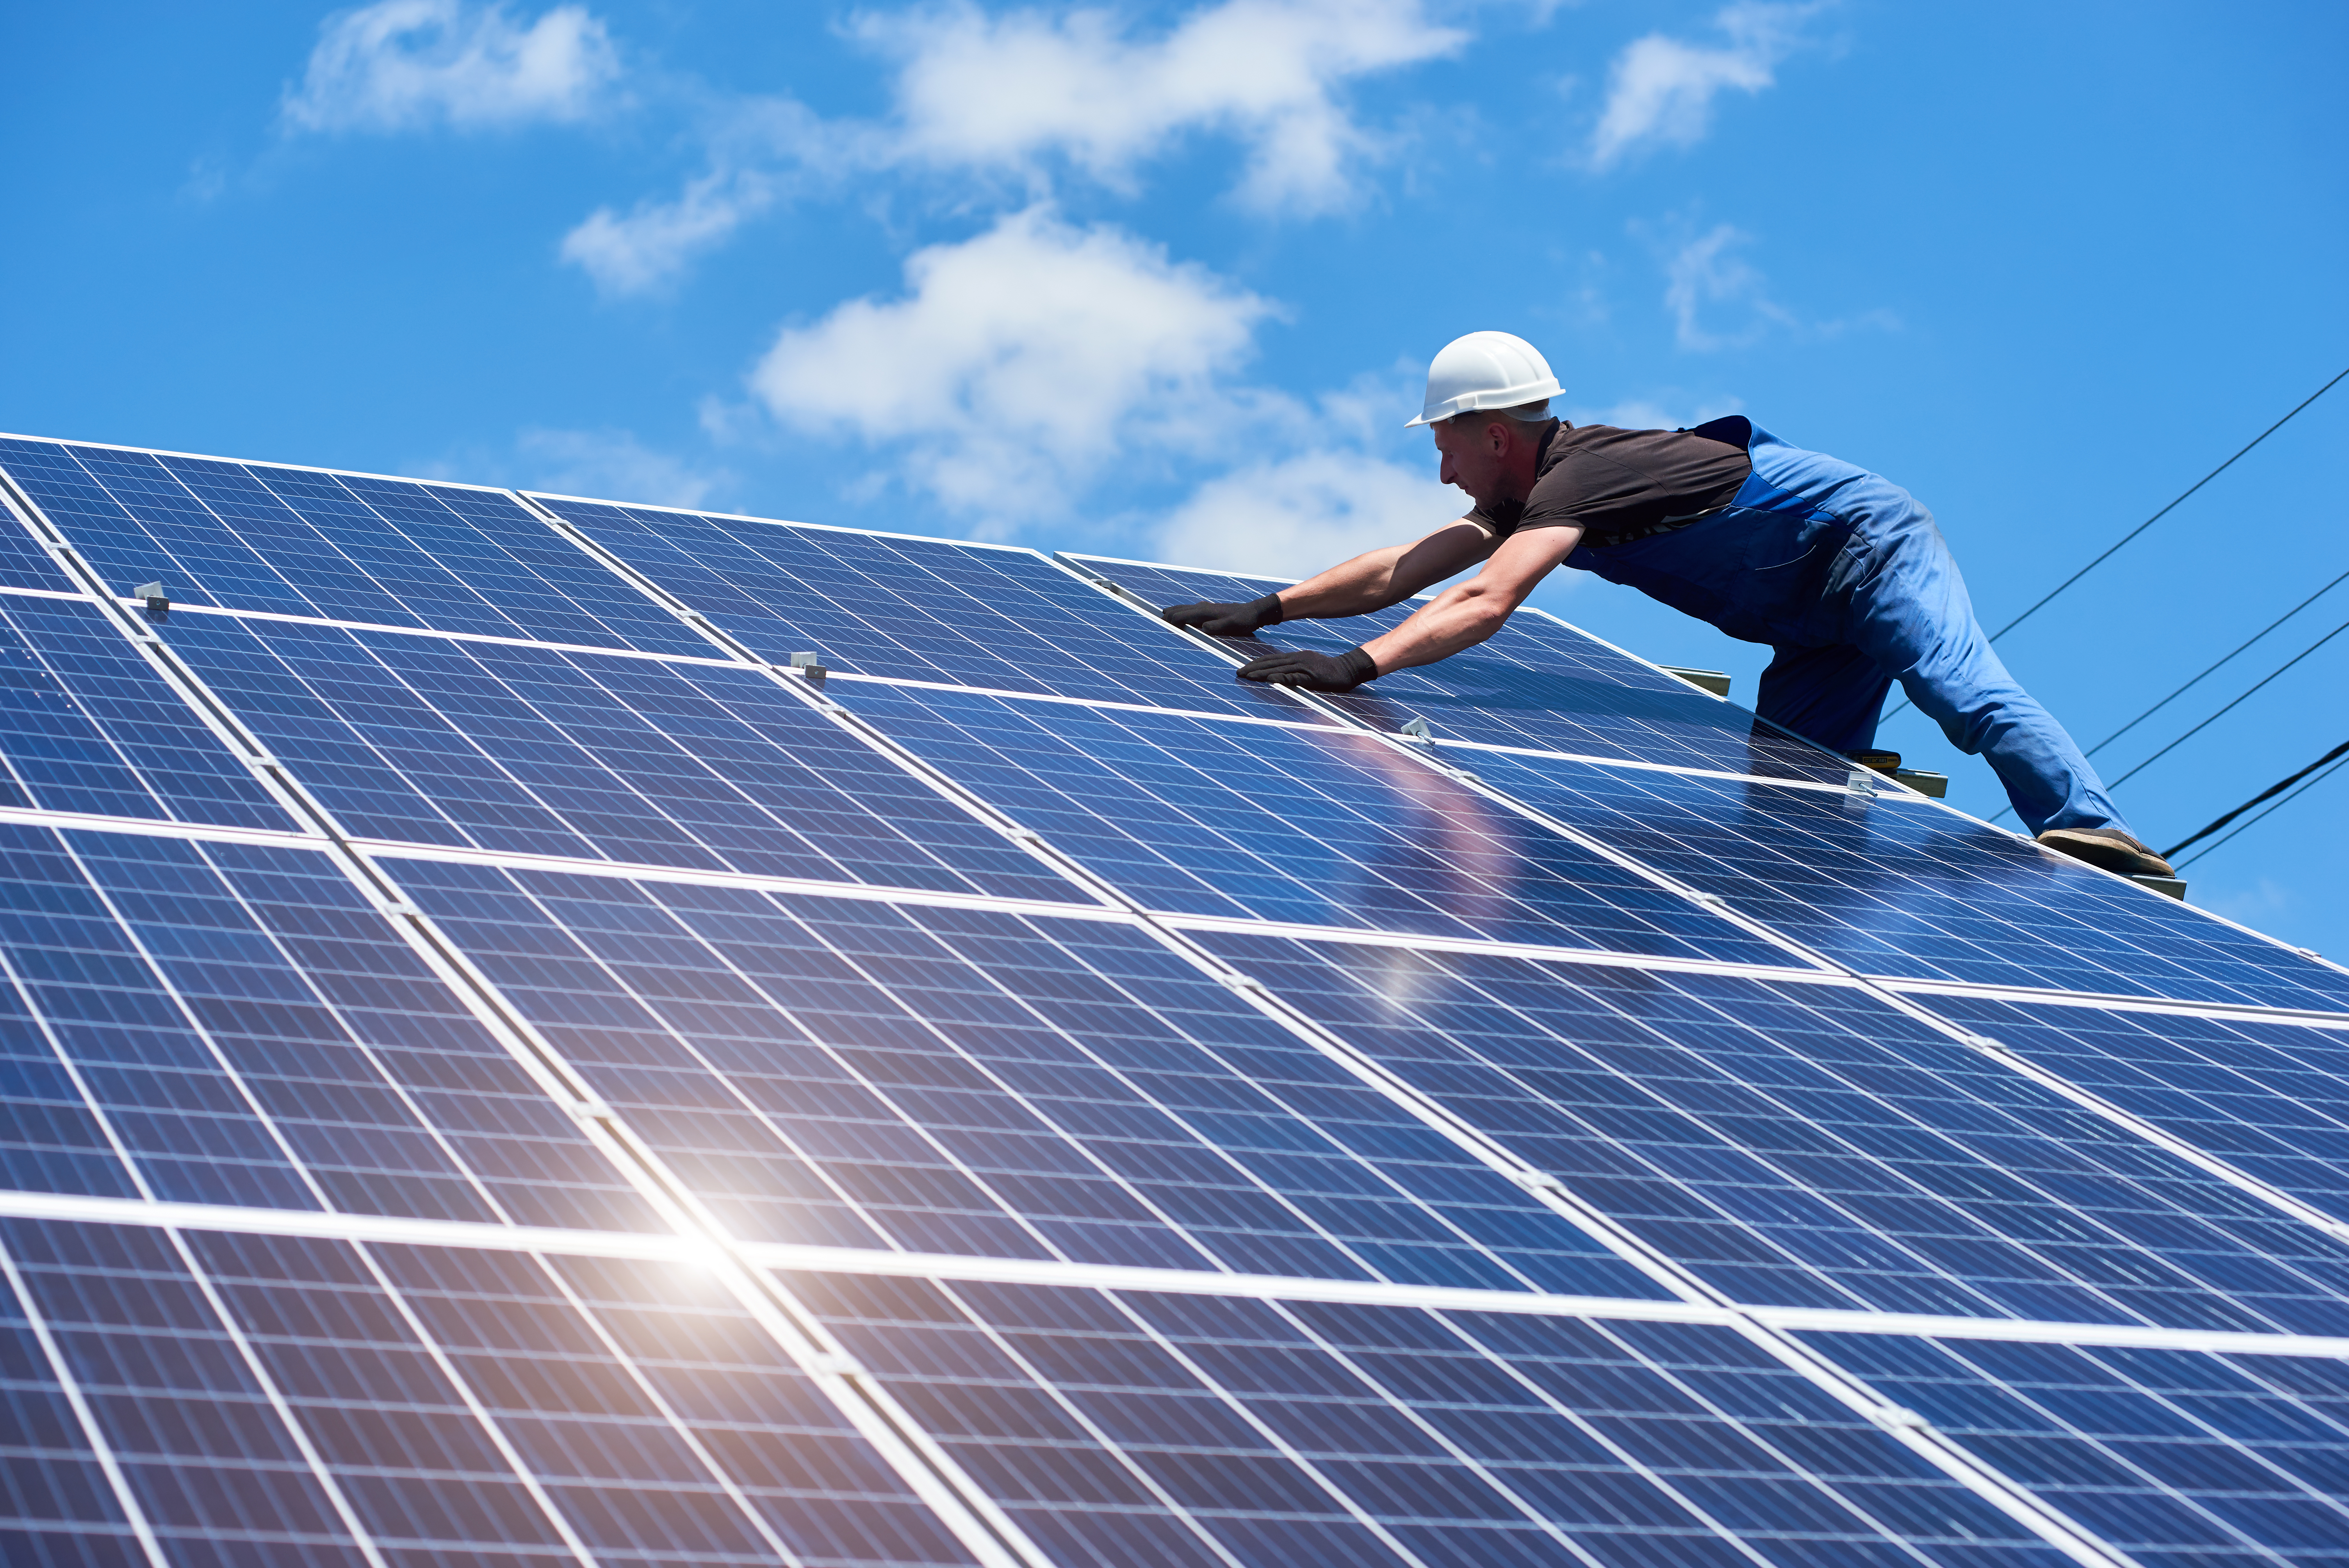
left=2036, top=827, right=2176, bottom=878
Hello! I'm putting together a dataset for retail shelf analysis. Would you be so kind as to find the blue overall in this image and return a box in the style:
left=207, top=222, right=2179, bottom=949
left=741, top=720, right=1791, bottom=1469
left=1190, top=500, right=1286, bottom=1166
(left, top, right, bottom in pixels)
left=1565, top=417, right=2132, bottom=838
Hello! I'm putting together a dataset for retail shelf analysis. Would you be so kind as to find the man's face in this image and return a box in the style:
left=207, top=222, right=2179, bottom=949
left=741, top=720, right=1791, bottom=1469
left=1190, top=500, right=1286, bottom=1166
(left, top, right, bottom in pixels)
left=1431, top=417, right=1511, bottom=507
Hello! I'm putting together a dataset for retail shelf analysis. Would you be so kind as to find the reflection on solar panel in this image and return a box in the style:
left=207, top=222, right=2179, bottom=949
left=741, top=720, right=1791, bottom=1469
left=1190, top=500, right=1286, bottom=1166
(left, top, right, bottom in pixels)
left=0, top=433, right=2342, bottom=1566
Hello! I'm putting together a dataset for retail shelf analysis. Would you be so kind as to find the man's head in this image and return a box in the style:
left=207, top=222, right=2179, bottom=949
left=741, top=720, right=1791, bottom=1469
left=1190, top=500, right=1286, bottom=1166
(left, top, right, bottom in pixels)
left=1405, top=330, right=1563, bottom=507
left=1430, top=403, right=1552, bottom=509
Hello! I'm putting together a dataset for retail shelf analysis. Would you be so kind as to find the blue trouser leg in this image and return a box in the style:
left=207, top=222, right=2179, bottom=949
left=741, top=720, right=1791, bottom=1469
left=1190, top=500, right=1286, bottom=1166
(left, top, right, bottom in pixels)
left=1757, top=643, right=1895, bottom=754
left=1835, top=510, right=2133, bottom=839
left=1576, top=419, right=2136, bottom=839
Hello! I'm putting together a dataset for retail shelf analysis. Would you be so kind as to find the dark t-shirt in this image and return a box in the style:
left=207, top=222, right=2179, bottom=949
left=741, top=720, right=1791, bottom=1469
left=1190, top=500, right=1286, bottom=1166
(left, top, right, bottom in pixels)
left=1465, top=419, right=1751, bottom=546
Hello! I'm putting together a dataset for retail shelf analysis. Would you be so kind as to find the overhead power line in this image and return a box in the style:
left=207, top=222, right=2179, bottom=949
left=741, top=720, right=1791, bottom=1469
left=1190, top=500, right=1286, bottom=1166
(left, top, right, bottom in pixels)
left=1884, top=363, right=2348, bottom=723
left=1982, top=364, right=2347, bottom=644
left=2103, top=611, right=2349, bottom=791
left=2167, top=738, right=2349, bottom=868
left=2084, top=566, right=2349, bottom=759
left=1985, top=566, right=2349, bottom=826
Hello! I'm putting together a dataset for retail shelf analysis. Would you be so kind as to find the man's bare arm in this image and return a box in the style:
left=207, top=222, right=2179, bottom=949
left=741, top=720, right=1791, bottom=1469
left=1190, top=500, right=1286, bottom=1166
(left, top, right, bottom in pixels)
left=1274, top=521, right=1495, bottom=620
left=1358, top=524, right=1584, bottom=672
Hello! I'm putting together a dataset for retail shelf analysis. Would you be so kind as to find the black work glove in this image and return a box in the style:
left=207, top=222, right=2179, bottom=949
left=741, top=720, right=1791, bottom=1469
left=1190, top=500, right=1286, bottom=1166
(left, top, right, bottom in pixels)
left=1235, top=646, right=1378, bottom=692
left=1162, top=593, right=1283, bottom=637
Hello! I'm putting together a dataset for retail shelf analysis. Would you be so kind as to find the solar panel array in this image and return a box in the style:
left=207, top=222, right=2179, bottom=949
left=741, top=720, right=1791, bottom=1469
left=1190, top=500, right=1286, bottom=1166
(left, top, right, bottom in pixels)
left=0, top=434, right=2342, bottom=1567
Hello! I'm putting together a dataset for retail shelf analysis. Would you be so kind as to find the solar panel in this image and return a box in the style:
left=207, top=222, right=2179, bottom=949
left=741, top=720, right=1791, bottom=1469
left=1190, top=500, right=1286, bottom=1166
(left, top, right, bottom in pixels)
left=1, top=433, right=2345, bottom=1564
left=1803, top=1330, right=2349, bottom=1561
left=1060, top=554, right=1855, bottom=784
left=0, top=438, right=713, bottom=655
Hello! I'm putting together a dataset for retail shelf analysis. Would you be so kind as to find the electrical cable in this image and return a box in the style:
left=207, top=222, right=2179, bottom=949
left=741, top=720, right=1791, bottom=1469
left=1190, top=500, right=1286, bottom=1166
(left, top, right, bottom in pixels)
left=2085, top=565, right=2349, bottom=758
left=1983, top=565, right=2349, bottom=825
left=2102, top=611, right=2349, bottom=791
left=1883, top=363, right=2347, bottom=722
left=2171, top=741, right=2349, bottom=870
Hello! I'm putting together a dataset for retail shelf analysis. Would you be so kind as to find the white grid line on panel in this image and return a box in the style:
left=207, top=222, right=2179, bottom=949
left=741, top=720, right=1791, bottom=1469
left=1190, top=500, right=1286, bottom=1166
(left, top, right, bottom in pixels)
left=0, top=802, right=323, bottom=848
left=0, top=430, right=529, bottom=499
left=0, top=464, right=1065, bottom=1568
left=1882, top=975, right=2349, bottom=1030
left=150, top=599, right=749, bottom=667
left=818, top=665, right=1337, bottom=729
left=0, top=1190, right=695, bottom=1258
left=0, top=1232, right=173, bottom=1568
left=358, top=837, right=1131, bottom=918
left=1155, top=909, right=1838, bottom=983
left=1403, top=732, right=1884, bottom=796
left=28, top=1187, right=2349, bottom=1361
left=523, top=487, right=1044, bottom=554
left=0, top=583, right=94, bottom=604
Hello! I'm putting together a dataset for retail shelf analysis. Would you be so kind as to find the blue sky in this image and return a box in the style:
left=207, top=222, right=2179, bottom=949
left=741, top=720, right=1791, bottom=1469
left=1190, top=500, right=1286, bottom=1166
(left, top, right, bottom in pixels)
left=4, top=0, right=2344, bottom=955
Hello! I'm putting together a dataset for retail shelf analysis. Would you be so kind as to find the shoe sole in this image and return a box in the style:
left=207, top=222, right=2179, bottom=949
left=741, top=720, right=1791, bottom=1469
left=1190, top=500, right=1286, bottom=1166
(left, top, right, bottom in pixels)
left=2038, top=830, right=2176, bottom=879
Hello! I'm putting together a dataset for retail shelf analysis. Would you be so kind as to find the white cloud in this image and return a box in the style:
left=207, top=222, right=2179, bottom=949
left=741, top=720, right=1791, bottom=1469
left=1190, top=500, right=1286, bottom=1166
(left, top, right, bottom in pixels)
left=518, top=427, right=727, bottom=508
left=1588, top=2, right=1814, bottom=170
left=283, top=0, right=620, bottom=134
left=863, top=0, right=1464, bottom=212
left=1156, top=448, right=1457, bottom=581
left=747, top=206, right=1275, bottom=524
left=560, top=98, right=866, bottom=296
left=1662, top=223, right=1795, bottom=350
left=561, top=0, right=1459, bottom=295
left=563, top=165, right=781, bottom=296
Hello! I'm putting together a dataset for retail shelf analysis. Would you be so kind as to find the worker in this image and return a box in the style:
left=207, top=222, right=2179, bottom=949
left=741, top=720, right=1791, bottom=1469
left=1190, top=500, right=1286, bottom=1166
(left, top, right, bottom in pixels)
left=1162, top=330, right=2173, bottom=879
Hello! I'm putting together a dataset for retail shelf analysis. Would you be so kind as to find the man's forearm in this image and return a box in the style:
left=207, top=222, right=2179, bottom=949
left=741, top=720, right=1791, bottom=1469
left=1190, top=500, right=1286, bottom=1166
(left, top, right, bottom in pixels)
left=1273, top=522, right=1491, bottom=621
left=1358, top=593, right=1510, bottom=672
left=1355, top=524, right=1585, bottom=673
left=1275, top=547, right=1420, bottom=620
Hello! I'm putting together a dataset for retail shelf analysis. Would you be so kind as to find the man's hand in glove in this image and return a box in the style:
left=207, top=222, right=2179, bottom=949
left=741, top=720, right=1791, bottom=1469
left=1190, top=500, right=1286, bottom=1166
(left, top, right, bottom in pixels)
left=1161, top=593, right=1283, bottom=637
left=1235, top=647, right=1378, bottom=693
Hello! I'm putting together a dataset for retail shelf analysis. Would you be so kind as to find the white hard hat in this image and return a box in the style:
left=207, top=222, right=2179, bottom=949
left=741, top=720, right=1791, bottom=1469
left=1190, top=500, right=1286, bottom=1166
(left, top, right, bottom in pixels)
left=1404, top=331, right=1562, bottom=428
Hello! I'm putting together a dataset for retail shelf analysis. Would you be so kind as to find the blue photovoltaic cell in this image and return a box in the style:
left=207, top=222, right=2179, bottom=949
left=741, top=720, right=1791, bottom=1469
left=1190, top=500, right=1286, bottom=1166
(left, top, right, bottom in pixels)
left=0, top=1220, right=973, bottom=1567
left=1458, top=748, right=2349, bottom=1013
left=0, top=438, right=713, bottom=656
left=383, top=857, right=1667, bottom=1300
left=0, top=501, right=78, bottom=594
left=833, top=681, right=1786, bottom=966
left=1804, top=1330, right=2349, bottom=1565
left=0, top=594, right=294, bottom=831
left=1067, top=555, right=1852, bottom=784
left=1193, top=932, right=2349, bottom=1332
left=1918, top=996, right=2349, bottom=1222
left=0, top=825, right=658, bottom=1231
left=531, top=495, right=1321, bottom=717
left=787, top=1272, right=2065, bottom=1568
left=0, top=1256, right=143, bottom=1564
left=155, top=612, right=1074, bottom=900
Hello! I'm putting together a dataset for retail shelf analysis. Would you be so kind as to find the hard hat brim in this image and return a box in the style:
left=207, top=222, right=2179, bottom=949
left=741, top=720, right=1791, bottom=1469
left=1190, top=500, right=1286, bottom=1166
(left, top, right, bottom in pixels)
left=1404, top=375, right=1564, bottom=428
